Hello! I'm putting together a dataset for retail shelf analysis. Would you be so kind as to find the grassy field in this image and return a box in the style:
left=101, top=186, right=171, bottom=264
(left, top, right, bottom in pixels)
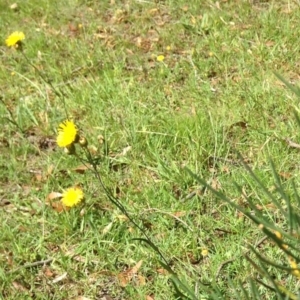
left=1, top=0, right=300, bottom=299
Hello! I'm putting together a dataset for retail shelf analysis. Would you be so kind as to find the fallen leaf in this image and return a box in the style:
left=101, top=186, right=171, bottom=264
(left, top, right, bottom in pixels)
left=46, top=192, right=62, bottom=201
left=43, top=267, right=55, bottom=278
left=137, top=274, right=146, bottom=286
left=46, top=192, right=66, bottom=212
left=256, top=203, right=277, bottom=212
left=115, top=145, right=132, bottom=157
left=35, top=173, right=43, bottom=182
left=52, top=272, right=67, bottom=283
left=12, top=281, right=28, bottom=292
left=173, top=211, right=186, bottom=217
left=117, top=260, right=143, bottom=287
left=102, top=222, right=114, bottom=235
left=116, top=214, right=128, bottom=222
left=50, top=201, right=66, bottom=213
left=211, top=177, right=221, bottom=190
left=156, top=268, right=168, bottom=275
left=279, top=172, right=291, bottom=180
left=73, top=165, right=90, bottom=174
left=47, top=165, right=54, bottom=175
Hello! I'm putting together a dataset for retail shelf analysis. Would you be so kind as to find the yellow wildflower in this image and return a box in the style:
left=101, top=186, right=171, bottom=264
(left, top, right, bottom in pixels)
left=61, top=187, right=84, bottom=207
left=157, top=55, right=165, bottom=62
left=5, top=31, right=25, bottom=48
left=56, top=120, right=78, bottom=148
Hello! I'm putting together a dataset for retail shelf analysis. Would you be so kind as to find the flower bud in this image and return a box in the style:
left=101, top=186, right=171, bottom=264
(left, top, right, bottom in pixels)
left=79, top=136, right=88, bottom=147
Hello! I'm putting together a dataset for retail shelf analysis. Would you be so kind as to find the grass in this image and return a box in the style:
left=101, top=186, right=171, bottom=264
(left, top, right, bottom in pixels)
left=1, top=0, right=300, bottom=299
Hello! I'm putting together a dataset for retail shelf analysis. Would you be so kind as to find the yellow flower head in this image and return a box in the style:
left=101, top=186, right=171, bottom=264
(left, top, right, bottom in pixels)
left=56, top=120, right=78, bottom=148
left=5, top=31, right=25, bottom=48
left=61, top=187, right=84, bottom=207
left=157, top=55, right=165, bottom=62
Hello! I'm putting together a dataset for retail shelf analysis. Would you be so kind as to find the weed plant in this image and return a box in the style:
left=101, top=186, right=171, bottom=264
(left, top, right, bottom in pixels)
left=1, top=1, right=300, bottom=299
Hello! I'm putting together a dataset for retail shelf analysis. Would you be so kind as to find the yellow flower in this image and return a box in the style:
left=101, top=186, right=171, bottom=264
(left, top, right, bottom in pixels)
left=61, top=187, right=84, bottom=207
left=5, top=31, right=25, bottom=48
left=56, top=120, right=78, bottom=148
left=157, top=55, right=165, bottom=62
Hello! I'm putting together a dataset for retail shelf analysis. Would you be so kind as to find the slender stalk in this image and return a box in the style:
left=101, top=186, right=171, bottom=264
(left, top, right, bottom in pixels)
left=81, top=147, right=171, bottom=268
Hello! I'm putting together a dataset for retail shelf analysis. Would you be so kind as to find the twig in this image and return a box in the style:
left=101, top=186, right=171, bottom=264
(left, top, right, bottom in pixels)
left=285, top=138, right=300, bottom=149
left=9, top=258, right=53, bottom=273
left=215, top=236, right=268, bottom=279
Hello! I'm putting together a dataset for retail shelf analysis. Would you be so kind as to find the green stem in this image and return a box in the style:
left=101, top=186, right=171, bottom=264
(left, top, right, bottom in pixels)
left=80, top=147, right=171, bottom=268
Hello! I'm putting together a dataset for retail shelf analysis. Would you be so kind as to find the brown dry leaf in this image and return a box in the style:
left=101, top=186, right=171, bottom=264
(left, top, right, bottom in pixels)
left=35, top=173, right=43, bottom=182
left=50, top=201, right=66, bottom=213
left=12, top=281, right=28, bottom=292
left=110, top=9, right=127, bottom=24
left=117, top=260, right=143, bottom=287
left=156, top=268, right=168, bottom=275
left=265, top=203, right=278, bottom=211
left=181, top=5, right=189, bottom=12
left=47, top=164, right=54, bottom=175
left=68, top=23, right=80, bottom=37
left=7, top=252, right=14, bottom=267
left=117, top=145, right=132, bottom=157
left=237, top=211, right=245, bottom=219
left=146, top=296, right=155, bottom=300
left=128, top=226, right=134, bottom=233
left=135, top=37, right=152, bottom=52
left=29, top=169, right=44, bottom=182
left=102, top=221, right=114, bottom=235
left=137, top=274, right=146, bottom=286
left=211, top=177, right=221, bottom=190
left=173, top=211, right=186, bottom=217
left=52, top=272, right=67, bottom=283
left=256, top=203, right=277, bottom=212
left=279, top=172, right=291, bottom=180
left=148, top=8, right=159, bottom=14
left=38, top=110, right=49, bottom=125
left=221, top=165, right=230, bottom=173
left=265, top=40, right=275, bottom=47
left=75, top=297, right=93, bottom=300
left=116, top=214, right=128, bottom=222
left=46, top=191, right=62, bottom=201
left=73, top=165, right=90, bottom=174
left=43, top=267, right=55, bottom=278
left=172, top=185, right=182, bottom=199
left=46, top=192, right=67, bottom=212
